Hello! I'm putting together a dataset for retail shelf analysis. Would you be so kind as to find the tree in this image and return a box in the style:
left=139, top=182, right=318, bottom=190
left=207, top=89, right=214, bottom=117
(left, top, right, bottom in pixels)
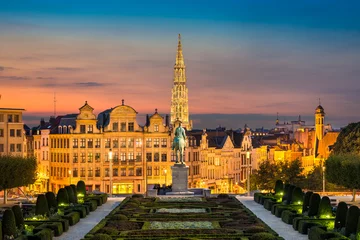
left=0, top=155, right=37, bottom=204
left=332, top=122, right=360, bottom=155
left=326, top=154, right=360, bottom=201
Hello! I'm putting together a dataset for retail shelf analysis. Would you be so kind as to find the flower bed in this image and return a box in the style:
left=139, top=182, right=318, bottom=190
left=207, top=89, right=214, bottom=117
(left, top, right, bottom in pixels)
left=85, top=195, right=283, bottom=240
left=156, top=208, right=206, bottom=213
left=147, top=221, right=215, bottom=229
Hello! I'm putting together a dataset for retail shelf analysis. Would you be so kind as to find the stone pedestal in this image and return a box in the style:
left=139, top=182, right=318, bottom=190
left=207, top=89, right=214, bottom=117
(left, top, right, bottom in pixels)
left=166, top=164, right=194, bottom=195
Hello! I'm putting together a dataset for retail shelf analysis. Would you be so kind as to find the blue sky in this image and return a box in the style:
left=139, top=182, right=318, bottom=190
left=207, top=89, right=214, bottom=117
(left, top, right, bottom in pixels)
left=0, top=1, right=359, bottom=129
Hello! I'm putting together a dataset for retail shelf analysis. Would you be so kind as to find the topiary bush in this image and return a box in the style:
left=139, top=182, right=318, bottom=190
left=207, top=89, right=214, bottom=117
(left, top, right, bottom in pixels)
left=249, top=232, right=278, bottom=240
left=286, top=185, right=296, bottom=205
left=274, top=180, right=283, bottom=196
left=335, top=201, right=348, bottom=230
left=65, top=186, right=76, bottom=204
left=35, top=194, right=50, bottom=217
left=2, top=209, right=17, bottom=238
left=291, top=187, right=303, bottom=205
left=308, top=193, right=321, bottom=217
left=302, top=191, right=313, bottom=213
left=57, top=188, right=70, bottom=206
left=317, top=196, right=333, bottom=218
left=70, top=184, right=78, bottom=203
left=111, top=214, right=128, bottom=221
left=11, top=205, right=24, bottom=229
left=77, top=180, right=86, bottom=197
left=282, top=184, right=290, bottom=202
left=91, top=233, right=112, bottom=240
left=345, top=205, right=359, bottom=236
left=45, top=191, right=58, bottom=214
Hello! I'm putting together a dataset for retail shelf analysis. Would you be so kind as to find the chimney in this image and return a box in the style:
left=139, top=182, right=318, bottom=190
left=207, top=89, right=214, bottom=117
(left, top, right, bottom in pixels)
left=145, top=114, right=150, bottom=127
left=49, top=116, right=56, bottom=125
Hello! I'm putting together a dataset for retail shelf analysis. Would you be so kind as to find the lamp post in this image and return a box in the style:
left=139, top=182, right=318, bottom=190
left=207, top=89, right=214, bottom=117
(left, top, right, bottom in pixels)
left=322, top=164, right=326, bottom=193
left=246, top=151, right=250, bottom=197
left=109, top=149, right=113, bottom=197
left=68, top=170, right=72, bottom=185
left=164, top=169, right=167, bottom=186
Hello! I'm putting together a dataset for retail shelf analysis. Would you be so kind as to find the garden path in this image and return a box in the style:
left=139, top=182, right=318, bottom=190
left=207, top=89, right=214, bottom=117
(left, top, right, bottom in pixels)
left=55, top=197, right=124, bottom=240
left=236, top=196, right=308, bottom=240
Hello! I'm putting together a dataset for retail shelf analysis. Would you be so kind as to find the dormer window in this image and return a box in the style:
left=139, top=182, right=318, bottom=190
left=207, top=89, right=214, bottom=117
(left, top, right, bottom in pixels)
left=154, top=124, right=159, bottom=132
left=58, top=126, right=62, bottom=134
left=128, top=122, right=134, bottom=132
left=63, top=126, right=67, bottom=134
left=120, top=122, right=126, bottom=132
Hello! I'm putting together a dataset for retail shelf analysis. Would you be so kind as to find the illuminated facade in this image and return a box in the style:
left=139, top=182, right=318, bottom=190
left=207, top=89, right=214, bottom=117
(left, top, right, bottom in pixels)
left=47, top=101, right=173, bottom=194
left=0, top=108, right=26, bottom=156
left=170, top=34, right=192, bottom=130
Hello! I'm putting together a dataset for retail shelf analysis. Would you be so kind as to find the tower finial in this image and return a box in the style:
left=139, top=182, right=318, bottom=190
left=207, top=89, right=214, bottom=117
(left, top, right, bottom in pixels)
left=175, top=34, right=184, bottom=67
left=122, top=99, right=124, bottom=105
left=318, top=98, right=321, bottom=105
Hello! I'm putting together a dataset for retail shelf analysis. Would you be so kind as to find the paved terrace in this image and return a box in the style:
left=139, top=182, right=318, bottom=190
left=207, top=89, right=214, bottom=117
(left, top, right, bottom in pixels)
left=236, top=196, right=308, bottom=240
left=55, top=197, right=124, bottom=240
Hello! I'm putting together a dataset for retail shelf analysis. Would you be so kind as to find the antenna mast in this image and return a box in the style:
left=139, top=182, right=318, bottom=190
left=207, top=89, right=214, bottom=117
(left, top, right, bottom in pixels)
left=54, top=92, right=57, bottom=116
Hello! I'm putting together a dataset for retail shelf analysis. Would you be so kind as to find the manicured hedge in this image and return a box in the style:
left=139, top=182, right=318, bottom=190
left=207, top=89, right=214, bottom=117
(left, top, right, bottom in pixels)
left=308, top=193, right=321, bottom=217
left=2, top=209, right=17, bottom=238
left=27, top=228, right=53, bottom=240
left=317, top=196, right=333, bottom=218
left=345, top=205, right=359, bottom=236
left=84, top=200, right=98, bottom=212
left=77, top=180, right=86, bottom=197
left=11, top=205, right=24, bottom=228
left=291, top=187, right=303, bottom=205
left=36, top=194, right=50, bottom=216
left=45, top=192, right=58, bottom=213
left=281, top=209, right=301, bottom=224
left=274, top=180, right=283, bottom=195
left=61, top=212, right=80, bottom=226
left=334, top=202, right=348, bottom=230
left=91, top=234, right=112, bottom=240
left=70, top=184, right=78, bottom=203
left=57, top=188, right=70, bottom=206
left=302, top=191, right=313, bottom=213
left=65, top=186, right=76, bottom=204
left=33, top=222, right=63, bottom=237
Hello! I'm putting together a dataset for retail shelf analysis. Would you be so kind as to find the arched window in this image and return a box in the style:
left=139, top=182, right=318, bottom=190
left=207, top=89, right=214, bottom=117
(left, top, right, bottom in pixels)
left=58, top=126, right=62, bottom=134
left=63, top=126, right=67, bottom=134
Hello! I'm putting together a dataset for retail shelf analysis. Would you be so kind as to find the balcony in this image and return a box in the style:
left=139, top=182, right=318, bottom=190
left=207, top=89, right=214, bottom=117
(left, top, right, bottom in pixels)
left=128, top=159, right=135, bottom=165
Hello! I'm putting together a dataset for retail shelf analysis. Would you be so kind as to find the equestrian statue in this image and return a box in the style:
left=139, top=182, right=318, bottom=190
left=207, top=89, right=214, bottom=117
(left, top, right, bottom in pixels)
left=172, top=122, right=186, bottom=164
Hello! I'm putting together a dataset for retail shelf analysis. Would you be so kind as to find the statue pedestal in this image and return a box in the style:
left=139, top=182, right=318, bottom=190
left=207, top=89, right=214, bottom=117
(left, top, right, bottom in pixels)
left=166, top=164, right=194, bottom=195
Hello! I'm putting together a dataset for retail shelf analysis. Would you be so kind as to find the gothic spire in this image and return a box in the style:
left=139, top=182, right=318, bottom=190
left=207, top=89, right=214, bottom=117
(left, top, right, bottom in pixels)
left=175, top=33, right=185, bottom=67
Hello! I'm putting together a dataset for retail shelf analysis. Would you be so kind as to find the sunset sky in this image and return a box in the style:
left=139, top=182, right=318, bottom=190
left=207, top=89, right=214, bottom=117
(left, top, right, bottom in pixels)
left=0, top=1, right=359, bottom=129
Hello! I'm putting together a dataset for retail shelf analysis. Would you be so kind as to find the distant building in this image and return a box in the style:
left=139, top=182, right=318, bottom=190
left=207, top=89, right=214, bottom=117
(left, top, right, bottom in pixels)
left=0, top=108, right=26, bottom=156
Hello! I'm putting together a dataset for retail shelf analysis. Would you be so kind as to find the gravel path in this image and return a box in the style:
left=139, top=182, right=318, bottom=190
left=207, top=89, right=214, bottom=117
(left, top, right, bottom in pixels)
left=236, top=196, right=308, bottom=240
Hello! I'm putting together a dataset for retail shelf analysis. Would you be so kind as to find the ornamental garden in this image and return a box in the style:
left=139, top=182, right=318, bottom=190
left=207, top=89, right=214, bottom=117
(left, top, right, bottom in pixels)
left=0, top=180, right=107, bottom=240
left=83, top=194, right=282, bottom=240
left=255, top=180, right=360, bottom=240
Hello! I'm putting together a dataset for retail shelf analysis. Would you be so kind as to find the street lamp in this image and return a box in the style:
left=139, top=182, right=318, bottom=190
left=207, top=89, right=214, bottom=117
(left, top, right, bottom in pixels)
left=109, top=149, right=113, bottom=197
left=164, top=169, right=167, bottom=186
left=246, top=151, right=250, bottom=196
left=322, top=164, right=326, bottom=193
left=68, top=170, right=72, bottom=185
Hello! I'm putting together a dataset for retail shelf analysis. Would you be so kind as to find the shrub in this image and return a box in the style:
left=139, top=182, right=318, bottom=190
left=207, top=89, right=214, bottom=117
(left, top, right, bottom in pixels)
left=249, top=232, right=278, bottom=240
left=132, top=194, right=144, bottom=198
left=70, top=184, right=78, bottom=203
left=345, top=205, right=359, bottom=236
left=291, top=187, right=303, bottom=205
left=244, top=226, right=267, bottom=233
left=308, top=193, right=321, bottom=217
left=335, top=202, right=348, bottom=230
left=111, top=214, right=128, bottom=221
left=11, top=205, right=24, bottom=228
left=65, top=186, right=76, bottom=204
left=57, top=188, right=70, bottom=206
left=254, top=192, right=263, bottom=203
left=33, top=221, right=63, bottom=237
left=45, top=191, right=58, bottom=213
left=286, top=185, right=295, bottom=204
left=282, top=184, right=290, bottom=202
left=2, top=209, right=17, bottom=238
left=77, top=180, right=86, bottom=197
left=27, top=228, right=52, bottom=240
left=302, top=191, right=313, bottom=213
left=274, top=180, right=283, bottom=195
left=35, top=194, right=50, bottom=217
left=91, top=233, right=112, bottom=240
left=317, top=196, right=333, bottom=218
left=217, top=193, right=230, bottom=199
left=281, top=209, right=300, bottom=224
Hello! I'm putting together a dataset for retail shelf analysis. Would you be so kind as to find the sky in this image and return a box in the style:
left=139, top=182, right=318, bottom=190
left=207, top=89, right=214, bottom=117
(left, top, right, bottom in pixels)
left=0, top=0, right=359, bottom=129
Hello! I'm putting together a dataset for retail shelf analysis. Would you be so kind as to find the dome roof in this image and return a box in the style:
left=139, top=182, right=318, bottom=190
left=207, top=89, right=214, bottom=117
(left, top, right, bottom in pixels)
left=315, top=105, right=325, bottom=113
